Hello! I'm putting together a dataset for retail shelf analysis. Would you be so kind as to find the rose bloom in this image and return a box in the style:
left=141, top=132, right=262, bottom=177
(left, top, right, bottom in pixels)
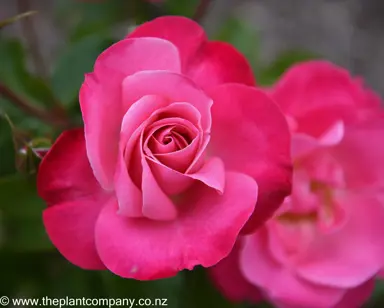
left=37, top=16, right=292, bottom=280
left=210, top=61, right=384, bottom=307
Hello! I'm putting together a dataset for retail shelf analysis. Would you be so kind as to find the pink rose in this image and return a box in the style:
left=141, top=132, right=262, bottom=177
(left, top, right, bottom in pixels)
left=37, top=16, right=292, bottom=280
left=210, top=61, right=384, bottom=307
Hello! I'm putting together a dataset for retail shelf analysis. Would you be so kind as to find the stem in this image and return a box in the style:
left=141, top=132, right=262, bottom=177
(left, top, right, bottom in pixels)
left=193, top=0, right=213, bottom=22
left=0, top=82, right=70, bottom=129
left=16, top=0, right=48, bottom=79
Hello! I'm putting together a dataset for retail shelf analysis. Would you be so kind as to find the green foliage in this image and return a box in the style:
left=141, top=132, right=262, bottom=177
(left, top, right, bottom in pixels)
left=0, top=39, right=54, bottom=109
left=0, top=174, right=50, bottom=252
left=51, top=34, right=113, bottom=107
left=0, top=114, right=16, bottom=176
left=165, top=0, right=200, bottom=18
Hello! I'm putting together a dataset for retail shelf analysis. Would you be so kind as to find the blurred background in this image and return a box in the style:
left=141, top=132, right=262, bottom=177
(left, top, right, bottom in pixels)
left=1, top=0, right=384, bottom=307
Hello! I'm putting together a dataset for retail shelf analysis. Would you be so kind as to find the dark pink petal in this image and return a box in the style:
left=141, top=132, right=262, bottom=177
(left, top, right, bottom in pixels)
left=80, top=38, right=181, bottom=190
left=240, top=230, right=345, bottom=308
left=37, top=129, right=106, bottom=205
left=128, top=16, right=255, bottom=90
left=270, top=60, right=381, bottom=137
left=43, top=200, right=106, bottom=270
left=209, top=83, right=292, bottom=232
left=122, top=70, right=212, bottom=132
left=334, top=279, right=375, bottom=308
left=95, top=172, right=258, bottom=280
left=296, top=194, right=384, bottom=288
left=209, top=242, right=263, bottom=303
left=37, top=129, right=109, bottom=269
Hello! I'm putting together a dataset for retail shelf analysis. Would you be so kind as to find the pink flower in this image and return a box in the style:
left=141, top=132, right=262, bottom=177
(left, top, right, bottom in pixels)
left=210, top=61, right=384, bottom=307
left=37, top=16, right=292, bottom=280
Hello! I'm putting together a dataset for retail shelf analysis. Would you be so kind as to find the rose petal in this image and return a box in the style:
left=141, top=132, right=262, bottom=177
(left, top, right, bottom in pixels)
left=334, top=279, right=374, bottom=308
left=38, top=129, right=109, bottom=269
left=80, top=38, right=181, bottom=190
left=240, top=230, right=345, bottom=308
left=292, top=121, right=345, bottom=159
left=147, top=158, right=194, bottom=195
left=270, top=60, right=381, bottom=137
left=209, top=241, right=263, bottom=303
left=209, top=83, right=292, bottom=232
left=141, top=156, right=178, bottom=221
left=127, top=16, right=255, bottom=90
left=296, top=194, right=384, bottom=288
left=332, top=118, right=384, bottom=189
left=95, top=172, right=257, bottom=280
left=114, top=95, right=170, bottom=217
left=122, top=70, right=212, bottom=132
left=94, top=37, right=181, bottom=77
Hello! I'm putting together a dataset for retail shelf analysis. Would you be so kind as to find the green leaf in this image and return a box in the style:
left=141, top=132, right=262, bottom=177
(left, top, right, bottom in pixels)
left=51, top=35, right=112, bottom=107
left=0, top=174, right=51, bottom=252
left=214, top=18, right=260, bottom=71
left=165, top=0, right=199, bottom=18
left=0, top=38, right=55, bottom=109
left=258, top=50, right=320, bottom=86
left=0, top=113, right=16, bottom=176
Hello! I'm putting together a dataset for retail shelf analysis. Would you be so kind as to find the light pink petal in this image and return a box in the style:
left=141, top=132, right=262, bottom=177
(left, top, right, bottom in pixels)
left=240, top=230, right=345, bottom=308
left=334, top=279, right=375, bottom=308
left=80, top=72, right=122, bottom=190
left=127, top=16, right=255, bottom=90
left=80, top=38, right=181, bottom=189
left=292, top=121, right=345, bottom=159
left=114, top=152, right=143, bottom=217
left=94, top=37, right=181, bottom=77
left=37, top=129, right=110, bottom=269
left=209, top=242, right=263, bottom=303
left=143, top=117, right=200, bottom=172
left=122, top=70, right=212, bottom=132
left=296, top=194, right=384, bottom=288
left=154, top=137, right=200, bottom=172
left=147, top=158, right=194, bottom=195
left=333, top=118, right=384, bottom=189
left=141, top=156, right=178, bottom=221
left=95, top=172, right=257, bottom=280
left=187, top=156, right=225, bottom=193
left=209, top=83, right=292, bottom=232
left=114, top=95, right=172, bottom=217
